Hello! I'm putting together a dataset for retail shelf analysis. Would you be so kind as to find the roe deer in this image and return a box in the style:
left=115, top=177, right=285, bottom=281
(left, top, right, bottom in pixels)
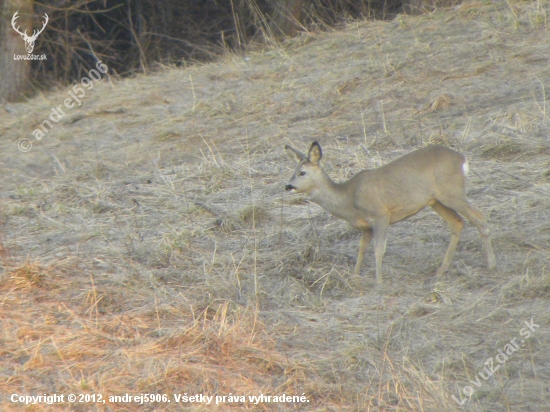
left=284, top=142, right=496, bottom=284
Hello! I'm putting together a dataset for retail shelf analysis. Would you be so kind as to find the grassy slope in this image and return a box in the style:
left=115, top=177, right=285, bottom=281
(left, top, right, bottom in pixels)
left=1, top=1, right=550, bottom=411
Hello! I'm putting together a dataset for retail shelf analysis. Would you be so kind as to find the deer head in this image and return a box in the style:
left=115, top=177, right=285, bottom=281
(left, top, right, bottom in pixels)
left=12, top=11, right=49, bottom=54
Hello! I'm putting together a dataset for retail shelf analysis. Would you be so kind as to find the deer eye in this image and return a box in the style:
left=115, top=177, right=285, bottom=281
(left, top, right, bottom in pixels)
left=299, top=171, right=306, bottom=176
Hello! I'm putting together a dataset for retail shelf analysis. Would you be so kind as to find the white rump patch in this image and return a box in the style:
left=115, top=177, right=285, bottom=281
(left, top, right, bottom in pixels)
left=462, top=159, right=469, bottom=176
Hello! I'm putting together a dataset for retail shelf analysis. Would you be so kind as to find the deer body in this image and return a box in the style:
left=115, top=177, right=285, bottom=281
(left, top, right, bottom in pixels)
left=285, top=142, right=496, bottom=284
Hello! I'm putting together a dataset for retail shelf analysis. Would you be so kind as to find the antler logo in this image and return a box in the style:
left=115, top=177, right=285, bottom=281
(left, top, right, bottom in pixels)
left=11, top=10, right=49, bottom=54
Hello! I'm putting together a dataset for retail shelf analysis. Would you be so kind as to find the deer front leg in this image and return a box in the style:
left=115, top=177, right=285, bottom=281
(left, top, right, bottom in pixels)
left=373, top=217, right=390, bottom=285
left=355, top=228, right=373, bottom=276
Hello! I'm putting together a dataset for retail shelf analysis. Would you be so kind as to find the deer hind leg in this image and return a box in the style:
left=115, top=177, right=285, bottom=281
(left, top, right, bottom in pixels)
left=439, top=197, right=496, bottom=271
left=355, top=228, right=373, bottom=276
left=431, top=201, right=464, bottom=276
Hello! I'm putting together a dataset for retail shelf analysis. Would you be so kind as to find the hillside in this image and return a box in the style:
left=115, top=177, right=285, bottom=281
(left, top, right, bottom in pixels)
left=1, top=1, right=550, bottom=411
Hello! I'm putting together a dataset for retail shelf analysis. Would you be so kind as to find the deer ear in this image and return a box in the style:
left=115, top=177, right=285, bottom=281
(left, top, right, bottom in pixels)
left=285, top=145, right=306, bottom=163
left=308, top=141, right=322, bottom=165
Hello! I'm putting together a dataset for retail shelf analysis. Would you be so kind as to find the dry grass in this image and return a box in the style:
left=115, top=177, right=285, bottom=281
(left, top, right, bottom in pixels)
left=1, top=1, right=550, bottom=410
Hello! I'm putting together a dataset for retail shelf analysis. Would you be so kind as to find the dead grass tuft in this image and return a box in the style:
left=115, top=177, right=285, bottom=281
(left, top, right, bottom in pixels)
left=479, top=136, right=549, bottom=162
left=4, top=261, right=53, bottom=290
left=238, top=204, right=269, bottom=225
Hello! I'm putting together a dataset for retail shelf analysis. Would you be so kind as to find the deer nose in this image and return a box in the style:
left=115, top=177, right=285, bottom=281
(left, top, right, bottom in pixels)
left=285, top=185, right=295, bottom=191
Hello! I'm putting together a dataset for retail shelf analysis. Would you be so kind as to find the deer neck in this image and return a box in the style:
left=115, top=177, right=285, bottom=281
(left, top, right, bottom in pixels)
left=309, top=171, right=352, bottom=219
